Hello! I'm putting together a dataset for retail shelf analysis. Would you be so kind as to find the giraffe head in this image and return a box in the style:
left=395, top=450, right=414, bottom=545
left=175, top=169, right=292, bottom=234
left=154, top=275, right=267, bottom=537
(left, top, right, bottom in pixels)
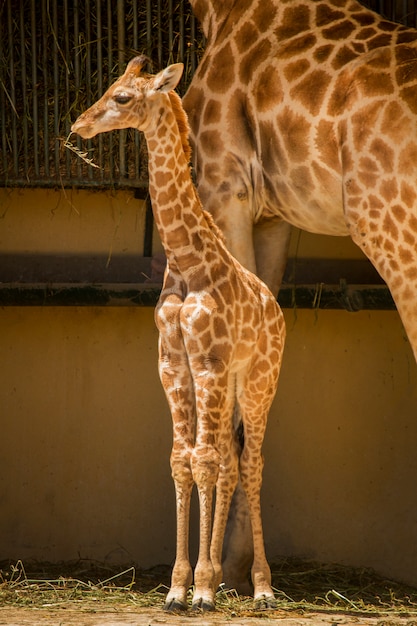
left=71, top=56, right=184, bottom=139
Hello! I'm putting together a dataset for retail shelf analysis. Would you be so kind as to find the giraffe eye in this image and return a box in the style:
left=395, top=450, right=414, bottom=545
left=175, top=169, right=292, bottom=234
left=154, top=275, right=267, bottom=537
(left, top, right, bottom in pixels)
left=114, top=93, right=132, bottom=105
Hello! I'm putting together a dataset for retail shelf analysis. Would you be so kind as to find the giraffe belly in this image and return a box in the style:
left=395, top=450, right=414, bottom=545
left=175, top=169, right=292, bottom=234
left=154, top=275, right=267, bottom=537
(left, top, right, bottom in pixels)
left=266, top=182, right=348, bottom=236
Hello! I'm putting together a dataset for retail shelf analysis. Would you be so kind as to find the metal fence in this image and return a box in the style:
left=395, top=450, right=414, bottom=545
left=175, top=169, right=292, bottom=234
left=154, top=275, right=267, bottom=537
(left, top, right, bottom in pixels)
left=0, top=0, right=202, bottom=189
left=1, top=0, right=417, bottom=190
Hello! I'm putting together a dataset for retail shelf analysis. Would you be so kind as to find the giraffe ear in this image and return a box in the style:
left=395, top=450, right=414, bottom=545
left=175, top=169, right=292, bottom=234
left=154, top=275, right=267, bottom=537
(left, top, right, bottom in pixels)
left=149, top=63, right=184, bottom=95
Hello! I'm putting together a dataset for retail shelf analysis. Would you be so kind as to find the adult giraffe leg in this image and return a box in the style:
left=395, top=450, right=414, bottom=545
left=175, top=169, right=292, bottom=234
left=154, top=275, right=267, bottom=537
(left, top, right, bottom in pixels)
left=345, top=184, right=417, bottom=363
left=221, top=218, right=291, bottom=595
left=253, top=218, right=292, bottom=297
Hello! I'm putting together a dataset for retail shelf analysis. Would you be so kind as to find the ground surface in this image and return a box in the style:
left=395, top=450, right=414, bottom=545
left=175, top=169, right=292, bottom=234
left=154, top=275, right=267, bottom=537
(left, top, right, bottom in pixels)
left=1, top=560, right=417, bottom=626
left=0, top=606, right=415, bottom=626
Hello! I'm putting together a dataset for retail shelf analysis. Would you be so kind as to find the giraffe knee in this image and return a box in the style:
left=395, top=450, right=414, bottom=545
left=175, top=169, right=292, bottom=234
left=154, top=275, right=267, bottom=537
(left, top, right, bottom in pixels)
left=190, top=446, right=221, bottom=488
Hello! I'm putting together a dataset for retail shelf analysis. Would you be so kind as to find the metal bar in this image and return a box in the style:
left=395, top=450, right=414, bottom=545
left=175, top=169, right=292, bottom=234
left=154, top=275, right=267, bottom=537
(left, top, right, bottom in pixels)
left=107, top=0, right=114, bottom=181
left=52, top=0, right=60, bottom=178
left=7, top=0, right=18, bottom=177
left=96, top=0, right=104, bottom=181
left=117, top=0, right=126, bottom=178
left=73, top=0, right=82, bottom=180
left=30, top=0, right=39, bottom=178
left=41, top=0, right=50, bottom=177
left=63, top=0, right=72, bottom=177
left=19, top=3, right=29, bottom=177
left=0, top=284, right=397, bottom=311
left=0, top=3, right=6, bottom=179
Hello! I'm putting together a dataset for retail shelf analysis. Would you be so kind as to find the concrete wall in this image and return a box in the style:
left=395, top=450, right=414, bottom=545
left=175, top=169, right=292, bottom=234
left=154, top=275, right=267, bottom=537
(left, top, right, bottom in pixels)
left=1, top=188, right=417, bottom=585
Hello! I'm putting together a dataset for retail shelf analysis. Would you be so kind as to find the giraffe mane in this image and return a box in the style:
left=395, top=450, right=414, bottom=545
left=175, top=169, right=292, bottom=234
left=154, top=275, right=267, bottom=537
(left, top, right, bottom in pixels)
left=168, top=89, right=226, bottom=244
left=168, top=90, right=192, bottom=164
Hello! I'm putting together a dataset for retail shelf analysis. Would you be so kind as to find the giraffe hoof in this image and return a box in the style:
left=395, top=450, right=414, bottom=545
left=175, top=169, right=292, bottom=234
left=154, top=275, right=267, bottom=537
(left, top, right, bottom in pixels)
left=191, top=597, right=216, bottom=612
left=164, top=598, right=188, bottom=612
left=254, top=594, right=277, bottom=610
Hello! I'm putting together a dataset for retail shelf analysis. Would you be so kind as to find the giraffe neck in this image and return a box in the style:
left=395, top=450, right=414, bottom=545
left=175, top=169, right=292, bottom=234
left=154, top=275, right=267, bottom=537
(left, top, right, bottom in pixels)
left=143, top=94, right=215, bottom=278
left=189, top=0, right=235, bottom=38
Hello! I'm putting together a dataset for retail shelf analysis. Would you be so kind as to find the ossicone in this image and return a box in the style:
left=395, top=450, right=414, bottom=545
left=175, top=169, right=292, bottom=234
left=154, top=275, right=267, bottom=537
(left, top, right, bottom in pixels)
left=126, top=55, right=151, bottom=77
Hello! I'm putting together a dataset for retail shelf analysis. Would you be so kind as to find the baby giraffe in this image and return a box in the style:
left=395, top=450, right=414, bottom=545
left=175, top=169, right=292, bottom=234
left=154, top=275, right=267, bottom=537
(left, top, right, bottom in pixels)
left=71, top=56, right=285, bottom=611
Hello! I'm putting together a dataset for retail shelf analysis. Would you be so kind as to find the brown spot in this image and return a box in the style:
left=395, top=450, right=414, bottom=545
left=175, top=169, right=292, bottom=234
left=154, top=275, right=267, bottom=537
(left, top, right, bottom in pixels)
left=355, top=68, right=394, bottom=97
left=358, top=157, right=378, bottom=188
left=322, top=19, right=356, bottom=40
left=352, top=41, right=366, bottom=53
left=240, top=39, right=272, bottom=84
left=259, top=119, right=288, bottom=175
left=316, top=119, right=340, bottom=170
left=332, top=45, right=358, bottom=69
left=396, top=45, right=417, bottom=64
left=384, top=239, right=395, bottom=254
left=405, top=266, right=417, bottom=280
left=398, top=30, right=417, bottom=45
left=253, top=0, right=277, bottom=32
left=169, top=223, right=192, bottom=247
left=396, top=61, right=417, bottom=87
left=379, top=179, right=398, bottom=203
left=275, top=4, right=311, bottom=39
left=401, top=181, right=417, bottom=208
left=351, top=11, right=376, bottom=26
left=226, top=89, right=257, bottom=152
left=284, top=59, right=310, bottom=82
left=382, top=101, right=412, bottom=144
left=316, top=4, right=344, bottom=26
left=379, top=20, right=399, bottom=32
left=199, top=129, right=224, bottom=157
left=203, top=99, right=222, bottom=126
left=254, top=66, right=284, bottom=112
left=383, top=212, right=399, bottom=240
left=290, top=69, right=332, bottom=115
left=370, top=138, right=394, bottom=173
left=368, top=194, right=384, bottom=210
left=399, top=85, right=417, bottom=115
left=277, top=33, right=317, bottom=59
left=367, top=33, right=393, bottom=50
left=410, top=214, right=417, bottom=232
left=203, top=163, right=222, bottom=187
left=399, top=246, right=414, bottom=264
left=276, top=107, right=310, bottom=162
left=399, top=142, right=417, bottom=176
left=235, top=20, right=259, bottom=53
left=291, top=165, right=315, bottom=195
left=314, top=44, right=333, bottom=62
left=206, top=43, right=235, bottom=93
left=327, top=72, right=353, bottom=116
left=389, top=258, right=399, bottom=272
left=355, top=26, right=377, bottom=40
left=392, top=204, right=407, bottom=223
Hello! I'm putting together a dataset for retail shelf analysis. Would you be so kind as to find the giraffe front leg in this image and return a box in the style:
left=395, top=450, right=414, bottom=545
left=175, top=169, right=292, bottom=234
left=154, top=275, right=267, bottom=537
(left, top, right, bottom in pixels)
left=190, top=445, right=220, bottom=611
left=165, top=457, right=193, bottom=612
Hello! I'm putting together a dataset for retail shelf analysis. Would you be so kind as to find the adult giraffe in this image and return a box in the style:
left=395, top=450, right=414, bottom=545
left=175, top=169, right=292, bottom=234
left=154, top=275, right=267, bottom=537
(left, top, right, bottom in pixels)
left=183, top=0, right=417, bottom=593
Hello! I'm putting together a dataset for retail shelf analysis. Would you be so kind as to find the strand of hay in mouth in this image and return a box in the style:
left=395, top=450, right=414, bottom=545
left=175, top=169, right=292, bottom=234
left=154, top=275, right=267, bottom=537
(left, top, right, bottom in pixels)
left=2, top=558, right=417, bottom=617
left=63, top=133, right=102, bottom=170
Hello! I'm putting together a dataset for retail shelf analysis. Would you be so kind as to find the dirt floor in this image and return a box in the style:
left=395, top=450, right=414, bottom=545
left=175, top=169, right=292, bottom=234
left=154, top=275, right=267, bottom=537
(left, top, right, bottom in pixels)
left=1, top=560, right=417, bottom=626
left=0, top=606, right=413, bottom=626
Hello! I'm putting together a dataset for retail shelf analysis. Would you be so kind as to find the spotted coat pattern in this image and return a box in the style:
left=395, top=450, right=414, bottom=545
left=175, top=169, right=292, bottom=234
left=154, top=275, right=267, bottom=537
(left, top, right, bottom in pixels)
left=183, top=0, right=417, bottom=593
left=71, top=57, right=285, bottom=611
left=184, top=0, right=417, bottom=357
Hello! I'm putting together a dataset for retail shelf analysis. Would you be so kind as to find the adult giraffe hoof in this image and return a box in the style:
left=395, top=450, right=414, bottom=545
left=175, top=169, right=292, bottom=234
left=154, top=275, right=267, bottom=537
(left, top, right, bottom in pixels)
left=164, top=598, right=188, bottom=612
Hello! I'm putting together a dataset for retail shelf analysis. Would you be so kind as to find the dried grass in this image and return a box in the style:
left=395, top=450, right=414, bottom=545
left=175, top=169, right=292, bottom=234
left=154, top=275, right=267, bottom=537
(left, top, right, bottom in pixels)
left=1, top=558, right=417, bottom=618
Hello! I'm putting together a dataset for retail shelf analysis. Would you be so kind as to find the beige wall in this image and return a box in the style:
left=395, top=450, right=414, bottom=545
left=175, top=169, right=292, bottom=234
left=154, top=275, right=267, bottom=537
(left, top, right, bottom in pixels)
left=1, top=189, right=417, bottom=585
